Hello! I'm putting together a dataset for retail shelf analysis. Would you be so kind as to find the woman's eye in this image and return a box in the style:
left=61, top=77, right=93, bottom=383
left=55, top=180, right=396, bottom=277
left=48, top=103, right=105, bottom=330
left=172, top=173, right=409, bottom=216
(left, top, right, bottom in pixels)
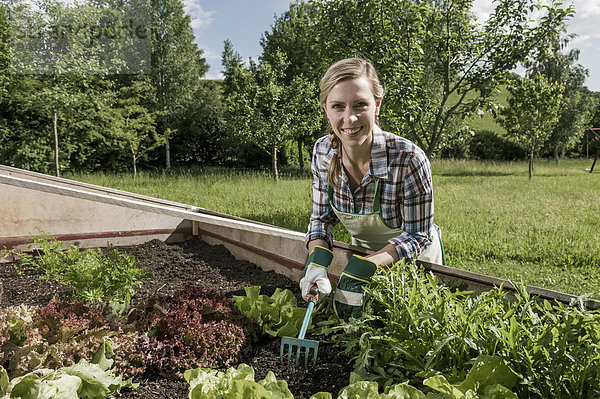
left=331, top=104, right=343, bottom=109
left=355, top=102, right=368, bottom=108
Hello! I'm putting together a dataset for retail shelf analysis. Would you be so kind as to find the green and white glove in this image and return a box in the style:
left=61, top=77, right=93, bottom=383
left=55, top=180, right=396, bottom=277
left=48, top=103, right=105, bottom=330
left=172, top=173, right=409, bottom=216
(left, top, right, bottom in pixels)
left=299, top=246, right=333, bottom=301
left=333, top=255, right=378, bottom=321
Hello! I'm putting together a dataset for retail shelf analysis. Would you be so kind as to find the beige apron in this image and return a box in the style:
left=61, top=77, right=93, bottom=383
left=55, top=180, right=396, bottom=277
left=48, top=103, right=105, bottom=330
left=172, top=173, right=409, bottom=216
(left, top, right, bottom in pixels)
left=329, top=179, right=444, bottom=265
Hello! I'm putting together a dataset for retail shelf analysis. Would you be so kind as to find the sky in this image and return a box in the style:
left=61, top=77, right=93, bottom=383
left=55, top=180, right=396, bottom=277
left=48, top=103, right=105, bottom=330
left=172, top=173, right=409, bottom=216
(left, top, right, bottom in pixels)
left=184, top=0, right=600, bottom=92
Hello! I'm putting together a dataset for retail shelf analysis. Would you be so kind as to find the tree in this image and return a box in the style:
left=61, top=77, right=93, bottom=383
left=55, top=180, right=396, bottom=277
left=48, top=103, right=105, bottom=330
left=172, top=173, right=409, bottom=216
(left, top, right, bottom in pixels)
left=112, top=78, right=161, bottom=177
left=5, top=0, right=140, bottom=175
left=0, top=4, right=9, bottom=100
left=267, top=0, right=573, bottom=157
left=497, top=73, right=563, bottom=179
left=281, top=74, right=322, bottom=172
left=526, top=37, right=597, bottom=160
left=222, top=44, right=294, bottom=180
left=260, top=1, right=327, bottom=169
left=150, top=0, right=208, bottom=169
left=169, top=80, right=225, bottom=166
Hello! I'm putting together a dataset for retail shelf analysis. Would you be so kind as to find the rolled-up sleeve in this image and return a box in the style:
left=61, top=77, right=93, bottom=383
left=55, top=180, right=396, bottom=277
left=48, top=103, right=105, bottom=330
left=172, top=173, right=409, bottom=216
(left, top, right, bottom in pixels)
left=387, top=151, right=434, bottom=260
left=305, top=140, right=339, bottom=249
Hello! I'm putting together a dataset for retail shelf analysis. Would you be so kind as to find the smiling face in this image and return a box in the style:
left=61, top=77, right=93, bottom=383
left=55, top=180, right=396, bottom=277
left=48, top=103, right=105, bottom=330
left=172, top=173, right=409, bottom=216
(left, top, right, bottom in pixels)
left=324, top=76, right=382, bottom=151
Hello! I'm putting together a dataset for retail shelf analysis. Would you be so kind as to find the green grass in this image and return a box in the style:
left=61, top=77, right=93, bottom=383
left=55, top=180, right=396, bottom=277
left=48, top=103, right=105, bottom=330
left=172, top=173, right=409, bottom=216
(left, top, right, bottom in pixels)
left=451, top=84, right=509, bottom=135
left=67, top=159, right=600, bottom=299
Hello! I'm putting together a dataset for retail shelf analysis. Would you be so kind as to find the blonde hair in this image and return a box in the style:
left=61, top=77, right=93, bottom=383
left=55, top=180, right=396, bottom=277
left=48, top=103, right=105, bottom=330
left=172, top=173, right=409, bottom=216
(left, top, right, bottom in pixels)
left=319, top=58, right=384, bottom=189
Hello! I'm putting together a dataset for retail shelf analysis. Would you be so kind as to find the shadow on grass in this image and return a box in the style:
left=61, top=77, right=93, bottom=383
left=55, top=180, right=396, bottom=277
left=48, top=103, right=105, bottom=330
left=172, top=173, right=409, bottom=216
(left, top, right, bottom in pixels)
left=435, top=171, right=516, bottom=177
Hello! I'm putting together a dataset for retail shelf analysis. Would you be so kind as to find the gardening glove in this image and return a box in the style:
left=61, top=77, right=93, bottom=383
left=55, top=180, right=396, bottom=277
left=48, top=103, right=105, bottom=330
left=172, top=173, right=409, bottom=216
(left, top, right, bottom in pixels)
left=299, top=246, right=333, bottom=302
left=333, top=255, right=378, bottom=321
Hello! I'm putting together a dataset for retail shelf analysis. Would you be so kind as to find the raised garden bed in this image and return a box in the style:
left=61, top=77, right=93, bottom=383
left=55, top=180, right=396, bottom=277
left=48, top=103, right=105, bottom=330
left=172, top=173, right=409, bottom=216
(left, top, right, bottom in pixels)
left=0, top=238, right=353, bottom=399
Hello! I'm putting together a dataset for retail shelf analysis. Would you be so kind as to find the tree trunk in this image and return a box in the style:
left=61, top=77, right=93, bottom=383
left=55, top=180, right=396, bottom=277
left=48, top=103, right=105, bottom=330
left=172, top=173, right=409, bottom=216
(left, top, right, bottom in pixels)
left=131, top=144, right=137, bottom=179
left=529, top=146, right=534, bottom=180
left=53, top=110, right=60, bottom=177
left=297, top=139, right=304, bottom=173
left=271, top=144, right=279, bottom=182
left=165, top=139, right=171, bottom=169
left=554, top=145, right=559, bottom=163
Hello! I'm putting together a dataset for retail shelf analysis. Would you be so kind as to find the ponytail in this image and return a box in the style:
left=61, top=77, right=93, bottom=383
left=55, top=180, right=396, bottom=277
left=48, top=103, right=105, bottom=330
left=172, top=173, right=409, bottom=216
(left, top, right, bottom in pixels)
left=328, top=133, right=342, bottom=190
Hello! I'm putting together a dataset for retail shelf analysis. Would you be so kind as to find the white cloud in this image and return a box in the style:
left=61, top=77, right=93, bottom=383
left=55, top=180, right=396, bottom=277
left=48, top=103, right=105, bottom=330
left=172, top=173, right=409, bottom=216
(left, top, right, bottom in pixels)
left=470, top=0, right=495, bottom=23
left=570, top=0, right=600, bottom=19
left=182, top=0, right=215, bottom=32
left=567, top=0, right=600, bottom=44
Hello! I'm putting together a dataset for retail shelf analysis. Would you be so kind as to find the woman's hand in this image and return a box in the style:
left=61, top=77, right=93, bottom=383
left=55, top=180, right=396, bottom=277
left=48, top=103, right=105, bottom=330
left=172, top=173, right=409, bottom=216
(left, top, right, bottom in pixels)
left=366, top=243, right=399, bottom=267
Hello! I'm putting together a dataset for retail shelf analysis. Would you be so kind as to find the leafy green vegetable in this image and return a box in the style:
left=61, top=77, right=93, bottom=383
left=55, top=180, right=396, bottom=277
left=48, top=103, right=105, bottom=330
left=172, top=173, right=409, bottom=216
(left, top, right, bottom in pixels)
left=4, top=231, right=148, bottom=314
left=233, top=286, right=309, bottom=337
left=0, top=341, right=137, bottom=399
left=185, top=363, right=293, bottom=399
left=329, top=260, right=600, bottom=397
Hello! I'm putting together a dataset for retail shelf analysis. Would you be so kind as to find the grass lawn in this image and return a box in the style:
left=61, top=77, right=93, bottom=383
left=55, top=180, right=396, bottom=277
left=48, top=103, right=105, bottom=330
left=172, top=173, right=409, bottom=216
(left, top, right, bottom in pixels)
left=68, top=158, right=600, bottom=299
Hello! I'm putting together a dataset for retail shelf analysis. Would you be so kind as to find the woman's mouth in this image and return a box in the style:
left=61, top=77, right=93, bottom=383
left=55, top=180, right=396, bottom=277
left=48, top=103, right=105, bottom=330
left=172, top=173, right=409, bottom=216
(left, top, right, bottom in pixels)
left=341, top=126, right=362, bottom=136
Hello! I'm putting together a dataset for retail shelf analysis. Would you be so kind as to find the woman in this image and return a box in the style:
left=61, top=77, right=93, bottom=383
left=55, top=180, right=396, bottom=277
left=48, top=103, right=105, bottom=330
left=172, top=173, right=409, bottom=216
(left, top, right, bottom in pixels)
left=299, top=58, right=443, bottom=320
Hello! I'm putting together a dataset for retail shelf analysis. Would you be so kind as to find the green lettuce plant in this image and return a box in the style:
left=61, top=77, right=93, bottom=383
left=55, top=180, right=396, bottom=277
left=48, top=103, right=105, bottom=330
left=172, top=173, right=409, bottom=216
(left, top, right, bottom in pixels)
left=183, top=359, right=518, bottom=399
left=0, top=341, right=137, bottom=399
left=233, top=286, right=310, bottom=337
left=184, top=363, right=294, bottom=399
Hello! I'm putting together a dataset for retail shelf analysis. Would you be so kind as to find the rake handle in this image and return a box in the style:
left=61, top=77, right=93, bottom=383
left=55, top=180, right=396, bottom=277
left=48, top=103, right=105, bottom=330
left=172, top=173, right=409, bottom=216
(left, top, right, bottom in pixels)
left=298, top=285, right=319, bottom=339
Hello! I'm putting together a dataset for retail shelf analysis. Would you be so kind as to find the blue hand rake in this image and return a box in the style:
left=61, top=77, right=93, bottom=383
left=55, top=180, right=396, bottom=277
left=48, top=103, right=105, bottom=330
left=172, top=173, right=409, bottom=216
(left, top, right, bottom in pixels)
left=280, top=286, right=319, bottom=367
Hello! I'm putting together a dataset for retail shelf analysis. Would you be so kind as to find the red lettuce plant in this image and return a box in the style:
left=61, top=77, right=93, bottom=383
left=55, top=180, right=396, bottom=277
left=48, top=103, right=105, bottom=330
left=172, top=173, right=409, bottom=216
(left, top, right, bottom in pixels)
left=34, top=295, right=109, bottom=344
left=1, top=286, right=259, bottom=379
left=132, top=286, right=259, bottom=376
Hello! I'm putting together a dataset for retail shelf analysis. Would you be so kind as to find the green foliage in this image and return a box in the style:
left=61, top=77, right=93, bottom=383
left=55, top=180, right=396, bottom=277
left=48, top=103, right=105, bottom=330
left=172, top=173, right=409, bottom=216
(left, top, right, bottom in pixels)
left=185, top=363, right=294, bottom=399
left=183, top=363, right=518, bottom=399
left=0, top=341, right=137, bottom=399
left=525, top=35, right=597, bottom=160
left=260, top=0, right=574, bottom=157
left=5, top=232, right=148, bottom=312
left=329, top=261, right=600, bottom=398
left=222, top=45, right=299, bottom=180
left=497, top=72, right=564, bottom=178
left=150, top=0, right=208, bottom=168
left=468, top=130, right=527, bottom=161
left=111, top=78, right=161, bottom=177
left=233, top=286, right=311, bottom=338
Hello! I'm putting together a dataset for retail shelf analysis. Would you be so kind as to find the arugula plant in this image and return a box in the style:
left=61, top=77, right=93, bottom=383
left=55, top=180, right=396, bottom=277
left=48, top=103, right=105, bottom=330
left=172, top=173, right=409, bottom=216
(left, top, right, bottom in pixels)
left=329, top=260, right=600, bottom=398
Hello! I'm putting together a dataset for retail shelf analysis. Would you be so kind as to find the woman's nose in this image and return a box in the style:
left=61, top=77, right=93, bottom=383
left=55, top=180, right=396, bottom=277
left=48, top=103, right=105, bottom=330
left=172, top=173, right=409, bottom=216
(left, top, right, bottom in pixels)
left=344, top=110, right=358, bottom=123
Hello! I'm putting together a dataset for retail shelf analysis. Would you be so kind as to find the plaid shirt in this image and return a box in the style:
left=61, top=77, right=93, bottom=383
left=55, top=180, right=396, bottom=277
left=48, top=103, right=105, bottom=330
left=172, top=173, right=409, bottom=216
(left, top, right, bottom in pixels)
left=306, top=126, right=434, bottom=260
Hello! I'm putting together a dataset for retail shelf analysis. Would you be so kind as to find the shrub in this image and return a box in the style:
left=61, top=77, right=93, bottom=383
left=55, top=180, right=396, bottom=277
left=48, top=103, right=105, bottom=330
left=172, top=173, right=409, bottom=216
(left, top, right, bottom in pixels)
left=469, top=129, right=527, bottom=161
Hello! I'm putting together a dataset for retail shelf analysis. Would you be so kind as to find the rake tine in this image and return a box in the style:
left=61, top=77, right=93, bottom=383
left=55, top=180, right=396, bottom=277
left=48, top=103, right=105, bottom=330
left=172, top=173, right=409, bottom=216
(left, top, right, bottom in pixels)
left=295, top=346, right=302, bottom=366
left=279, top=286, right=321, bottom=367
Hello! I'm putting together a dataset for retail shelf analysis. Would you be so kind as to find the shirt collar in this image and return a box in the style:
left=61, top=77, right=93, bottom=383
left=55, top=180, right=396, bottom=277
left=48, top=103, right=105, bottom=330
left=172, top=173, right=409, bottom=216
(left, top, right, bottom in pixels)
left=370, top=125, right=388, bottom=179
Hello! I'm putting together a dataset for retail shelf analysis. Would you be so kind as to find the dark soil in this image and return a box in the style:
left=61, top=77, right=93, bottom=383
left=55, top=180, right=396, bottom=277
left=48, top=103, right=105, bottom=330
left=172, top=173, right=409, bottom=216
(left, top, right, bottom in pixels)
left=0, top=238, right=353, bottom=399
